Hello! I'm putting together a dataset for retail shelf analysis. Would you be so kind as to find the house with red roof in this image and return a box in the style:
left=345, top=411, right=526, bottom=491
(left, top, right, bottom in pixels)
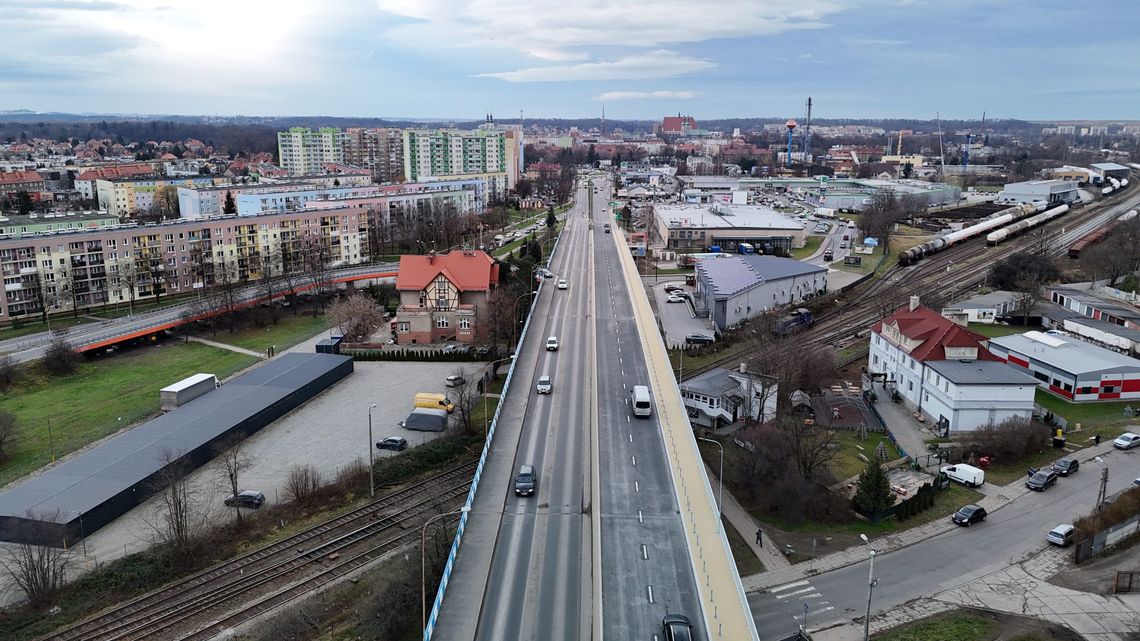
left=868, top=296, right=1037, bottom=432
left=0, top=170, right=46, bottom=201
left=393, top=250, right=500, bottom=344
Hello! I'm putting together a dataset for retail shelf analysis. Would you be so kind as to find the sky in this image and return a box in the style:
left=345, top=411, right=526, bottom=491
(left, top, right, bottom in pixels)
left=1, top=0, right=1138, bottom=121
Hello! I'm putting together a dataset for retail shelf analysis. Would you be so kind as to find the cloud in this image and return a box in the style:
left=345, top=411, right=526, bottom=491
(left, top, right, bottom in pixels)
left=479, top=50, right=714, bottom=82
left=594, top=90, right=698, bottom=101
left=845, top=38, right=908, bottom=46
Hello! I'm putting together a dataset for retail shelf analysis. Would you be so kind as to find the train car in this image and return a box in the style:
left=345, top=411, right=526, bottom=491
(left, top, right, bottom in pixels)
left=986, top=204, right=1070, bottom=245
left=897, top=202, right=1042, bottom=266
left=1068, top=209, right=1138, bottom=258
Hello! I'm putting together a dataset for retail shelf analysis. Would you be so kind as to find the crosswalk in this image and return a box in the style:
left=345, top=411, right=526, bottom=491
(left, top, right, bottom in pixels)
left=768, top=579, right=838, bottom=633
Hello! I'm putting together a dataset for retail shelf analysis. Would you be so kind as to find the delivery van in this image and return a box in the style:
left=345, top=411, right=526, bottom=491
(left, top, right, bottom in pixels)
left=631, top=385, right=653, bottom=417
left=414, top=393, right=455, bottom=413
left=941, top=463, right=985, bottom=488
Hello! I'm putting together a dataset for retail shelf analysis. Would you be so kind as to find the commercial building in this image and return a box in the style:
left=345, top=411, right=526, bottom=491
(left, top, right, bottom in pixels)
left=693, top=254, right=826, bottom=330
left=742, top=177, right=960, bottom=211
left=1047, top=285, right=1140, bottom=330
left=868, top=298, right=1035, bottom=431
left=96, top=175, right=224, bottom=218
left=679, top=366, right=777, bottom=429
left=650, top=202, right=807, bottom=252
left=343, top=127, right=405, bottom=183
left=996, top=179, right=1079, bottom=205
left=393, top=250, right=500, bottom=344
left=277, top=127, right=347, bottom=175
left=989, top=331, right=1140, bottom=402
left=1091, top=162, right=1130, bottom=182
left=402, top=129, right=512, bottom=196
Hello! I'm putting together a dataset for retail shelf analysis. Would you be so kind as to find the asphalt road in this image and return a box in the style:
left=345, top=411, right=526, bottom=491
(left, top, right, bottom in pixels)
left=748, top=447, right=1139, bottom=637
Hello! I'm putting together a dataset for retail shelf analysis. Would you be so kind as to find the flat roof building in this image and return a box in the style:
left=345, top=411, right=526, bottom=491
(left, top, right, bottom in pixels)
left=989, top=330, right=1140, bottom=402
left=1091, top=162, right=1130, bottom=181
left=996, top=179, right=1079, bottom=205
left=650, top=202, right=807, bottom=252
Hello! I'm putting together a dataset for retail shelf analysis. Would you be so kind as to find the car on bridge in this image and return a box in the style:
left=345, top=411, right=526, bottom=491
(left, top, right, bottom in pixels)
left=514, top=464, right=537, bottom=496
left=536, top=375, right=552, bottom=394
left=558, top=279, right=568, bottom=290
left=546, top=336, right=559, bottom=351
left=662, top=613, right=694, bottom=641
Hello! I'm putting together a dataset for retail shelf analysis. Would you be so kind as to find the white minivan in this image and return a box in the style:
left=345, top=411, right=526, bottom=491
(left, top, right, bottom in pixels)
left=941, top=463, right=985, bottom=488
left=631, top=385, right=653, bottom=417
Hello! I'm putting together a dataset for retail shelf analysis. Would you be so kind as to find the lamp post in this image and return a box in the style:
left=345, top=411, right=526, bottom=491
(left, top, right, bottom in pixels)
left=484, top=353, right=517, bottom=437
left=422, top=506, right=471, bottom=632
left=367, top=403, right=377, bottom=498
left=859, top=533, right=879, bottom=641
left=511, top=290, right=538, bottom=348
left=696, top=437, right=724, bottom=519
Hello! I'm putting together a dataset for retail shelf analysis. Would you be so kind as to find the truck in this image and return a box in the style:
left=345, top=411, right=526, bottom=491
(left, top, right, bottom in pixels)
left=774, top=308, right=814, bottom=335
left=738, top=242, right=755, bottom=254
left=160, top=373, right=219, bottom=411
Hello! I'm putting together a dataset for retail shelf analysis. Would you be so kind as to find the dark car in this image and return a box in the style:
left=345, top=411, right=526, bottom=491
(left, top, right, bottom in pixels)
left=377, top=436, right=408, bottom=451
left=514, top=464, right=537, bottom=497
left=662, top=613, right=694, bottom=641
left=685, top=333, right=715, bottom=345
left=1026, top=469, right=1059, bottom=491
left=952, top=504, right=987, bottom=526
left=664, top=284, right=684, bottom=293
left=1052, top=458, right=1079, bottom=476
left=224, top=490, right=265, bottom=509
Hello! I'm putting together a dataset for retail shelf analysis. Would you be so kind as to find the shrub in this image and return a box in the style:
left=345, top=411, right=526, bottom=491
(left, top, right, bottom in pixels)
left=42, top=331, right=79, bottom=376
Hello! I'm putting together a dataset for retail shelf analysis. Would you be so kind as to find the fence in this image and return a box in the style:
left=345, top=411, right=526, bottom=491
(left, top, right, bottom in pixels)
left=1074, top=514, right=1140, bottom=564
left=422, top=224, right=564, bottom=641
left=1114, top=571, right=1140, bottom=593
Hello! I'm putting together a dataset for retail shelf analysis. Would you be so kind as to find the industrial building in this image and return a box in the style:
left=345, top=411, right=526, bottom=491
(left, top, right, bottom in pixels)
left=1047, top=285, right=1140, bottom=330
left=0, top=353, right=354, bottom=546
left=989, top=331, right=1140, bottom=402
left=1091, top=162, right=1130, bottom=182
left=996, top=179, right=1079, bottom=205
left=693, top=254, right=826, bottom=330
left=650, top=202, right=807, bottom=252
left=743, top=177, right=961, bottom=211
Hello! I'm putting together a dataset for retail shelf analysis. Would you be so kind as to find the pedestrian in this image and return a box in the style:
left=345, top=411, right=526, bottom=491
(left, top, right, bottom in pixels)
left=1094, top=433, right=1101, bottom=446
left=756, top=528, right=763, bottom=547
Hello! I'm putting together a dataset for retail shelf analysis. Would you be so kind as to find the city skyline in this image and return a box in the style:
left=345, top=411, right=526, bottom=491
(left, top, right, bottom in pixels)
left=2, top=0, right=1139, bottom=121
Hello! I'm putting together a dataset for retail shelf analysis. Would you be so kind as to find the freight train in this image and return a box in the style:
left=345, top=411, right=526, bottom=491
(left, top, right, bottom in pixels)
left=1101, top=177, right=1126, bottom=196
left=897, top=203, right=1043, bottom=266
left=986, top=204, right=1070, bottom=245
left=1068, top=209, right=1138, bottom=258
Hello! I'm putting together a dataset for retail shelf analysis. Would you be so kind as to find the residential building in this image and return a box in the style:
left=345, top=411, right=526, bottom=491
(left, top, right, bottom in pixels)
left=277, top=127, right=346, bottom=175
left=996, top=179, right=1079, bottom=205
left=868, top=298, right=1035, bottom=431
left=402, top=129, right=512, bottom=196
left=96, top=175, right=224, bottom=218
left=693, top=255, right=827, bottom=330
left=679, top=366, right=777, bottom=429
left=0, top=170, right=47, bottom=201
left=392, top=250, right=500, bottom=344
left=343, top=128, right=405, bottom=183
left=179, top=183, right=383, bottom=218
left=0, top=211, right=119, bottom=237
left=650, top=202, right=807, bottom=252
left=941, top=290, right=1025, bottom=325
left=989, top=330, right=1140, bottom=402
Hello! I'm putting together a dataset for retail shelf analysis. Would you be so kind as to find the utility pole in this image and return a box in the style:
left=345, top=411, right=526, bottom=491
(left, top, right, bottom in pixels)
left=1095, top=466, right=1109, bottom=511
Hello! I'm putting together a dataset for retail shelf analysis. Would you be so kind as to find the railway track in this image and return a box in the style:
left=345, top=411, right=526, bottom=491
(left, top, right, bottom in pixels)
left=685, top=183, right=1140, bottom=378
left=39, top=461, right=477, bottom=641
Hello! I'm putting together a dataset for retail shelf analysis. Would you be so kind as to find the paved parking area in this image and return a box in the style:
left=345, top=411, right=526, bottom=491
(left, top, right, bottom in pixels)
left=648, top=280, right=716, bottom=348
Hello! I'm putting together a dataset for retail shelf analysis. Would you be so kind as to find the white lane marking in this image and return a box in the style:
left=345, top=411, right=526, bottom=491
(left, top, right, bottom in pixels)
left=626, top=416, right=630, bottom=424
left=628, top=433, right=633, bottom=443
left=634, top=481, right=640, bottom=492
left=647, top=585, right=654, bottom=603
left=638, top=510, right=643, bottom=524
left=811, top=606, right=835, bottom=614
left=770, top=580, right=810, bottom=593
left=641, top=544, right=648, bottom=560
left=631, top=455, right=637, bottom=466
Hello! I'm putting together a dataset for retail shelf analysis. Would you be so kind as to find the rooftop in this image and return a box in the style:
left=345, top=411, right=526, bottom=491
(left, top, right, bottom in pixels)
left=696, top=255, right=825, bottom=300
left=944, top=290, right=1023, bottom=310
left=925, top=359, right=1038, bottom=386
left=1050, top=285, right=1140, bottom=326
left=1091, top=162, right=1129, bottom=171
left=873, top=303, right=998, bottom=362
left=655, top=203, right=804, bottom=231
left=990, top=331, right=1140, bottom=375
left=396, top=250, right=499, bottom=292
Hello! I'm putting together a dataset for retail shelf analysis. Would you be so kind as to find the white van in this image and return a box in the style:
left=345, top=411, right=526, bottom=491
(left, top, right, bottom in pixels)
left=941, top=464, right=985, bottom=488
left=631, top=385, right=652, bottom=417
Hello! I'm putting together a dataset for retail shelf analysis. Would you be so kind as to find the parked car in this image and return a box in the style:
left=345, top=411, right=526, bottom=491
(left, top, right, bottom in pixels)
left=546, top=336, right=559, bottom=351
left=1026, top=468, right=1058, bottom=491
left=1046, top=524, right=1075, bottom=547
left=952, top=504, right=987, bottom=526
left=514, top=464, right=537, bottom=496
left=1113, top=432, right=1140, bottom=449
left=685, top=333, right=715, bottom=345
left=536, top=375, right=552, bottom=394
left=541, top=268, right=555, bottom=279
left=664, top=284, right=684, bottom=293
left=557, top=279, right=568, bottom=290
left=941, top=464, right=985, bottom=488
left=666, top=294, right=686, bottom=304
left=1052, top=458, right=1079, bottom=476
left=445, top=374, right=466, bottom=387
left=662, top=613, right=694, bottom=641
left=224, top=490, right=265, bottom=509
left=377, top=436, right=408, bottom=451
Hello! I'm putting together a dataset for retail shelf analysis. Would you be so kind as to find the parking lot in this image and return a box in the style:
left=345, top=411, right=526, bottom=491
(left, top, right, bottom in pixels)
left=648, top=279, right=717, bottom=348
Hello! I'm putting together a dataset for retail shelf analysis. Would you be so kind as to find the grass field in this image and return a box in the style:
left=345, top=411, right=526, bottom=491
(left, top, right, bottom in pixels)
left=967, top=323, right=1026, bottom=338
left=875, top=612, right=996, bottom=641
left=207, top=313, right=331, bottom=353
left=0, top=343, right=259, bottom=487
left=723, top=516, right=765, bottom=576
left=831, top=431, right=902, bottom=481
left=792, top=235, right=823, bottom=260
left=0, top=315, right=89, bottom=343
left=1034, top=388, right=1138, bottom=427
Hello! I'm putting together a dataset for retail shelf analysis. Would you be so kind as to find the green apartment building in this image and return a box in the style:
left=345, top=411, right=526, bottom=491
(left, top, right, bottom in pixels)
left=402, top=129, right=511, bottom=197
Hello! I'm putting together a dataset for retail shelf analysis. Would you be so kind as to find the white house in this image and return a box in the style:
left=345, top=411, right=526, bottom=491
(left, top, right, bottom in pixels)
left=921, top=360, right=1037, bottom=432
left=679, top=366, right=778, bottom=429
left=941, top=290, right=1025, bottom=325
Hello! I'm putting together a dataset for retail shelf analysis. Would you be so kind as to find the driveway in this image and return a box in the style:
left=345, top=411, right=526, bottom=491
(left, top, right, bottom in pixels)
left=649, top=280, right=716, bottom=348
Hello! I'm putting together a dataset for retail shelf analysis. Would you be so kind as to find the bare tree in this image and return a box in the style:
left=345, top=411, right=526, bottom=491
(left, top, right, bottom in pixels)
left=0, top=409, right=17, bottom=461
left=0, top=512, right=73, bottom=606
left=116, top=256, right=140, bottom=315
left=135, top=252, right=166, bottom=308
left=284, top=464, right=323, bottom=507
left=42, top=329, right=78, bottom=376
left=215, top=434, right=251, bottom=524
left=213, top=259, right=243, bottom=333
left=145, top=449, right=207, bottom=552
left=448, top=369, right=479, bottom=435
left=329, top=293, right=383, bottom=342
left=56, top=261, right=79, bottom=318
left=302, top=234, right=332, bottom=315
left=0, top=353, right=17, bottom=391
left=774, top=416, right=839, bottom=483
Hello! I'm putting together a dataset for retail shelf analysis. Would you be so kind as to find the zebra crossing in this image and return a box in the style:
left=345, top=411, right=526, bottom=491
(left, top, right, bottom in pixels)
left=768, top=579, right=838, bottom=633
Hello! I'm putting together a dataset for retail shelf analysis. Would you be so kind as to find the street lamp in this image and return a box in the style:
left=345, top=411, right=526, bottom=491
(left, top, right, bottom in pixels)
left=696, top=437, right=724, bottom=519
left=511, top=290, right=539, bottom=347
left=367, top=403, right=377, bottom=498
left=484, top=354, right=517, bottom=437
left=859, top=533, right=879, bottom=641
left=422, top=506, right=471, bottom=631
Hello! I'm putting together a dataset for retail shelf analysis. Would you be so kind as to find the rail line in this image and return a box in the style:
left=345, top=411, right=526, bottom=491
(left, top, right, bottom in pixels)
left=39, top=461, right=477, bottom=641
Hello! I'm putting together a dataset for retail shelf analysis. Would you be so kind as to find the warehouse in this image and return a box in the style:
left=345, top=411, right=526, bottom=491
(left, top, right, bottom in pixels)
left=0, top=353, right=354, bottom=547
left=694, top=254, right=827, bottom=330
left=650, top=202, right=807, bottom=252
left=996, top=179, right=1079, bottom=205
left=989, top=331, right=1140, bottom=402
left=1091, top=162, right=1130, bottom=182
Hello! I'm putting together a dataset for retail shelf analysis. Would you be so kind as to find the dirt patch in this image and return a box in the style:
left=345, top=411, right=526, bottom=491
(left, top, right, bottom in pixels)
left=1049, top=534, right=1140, bottom=594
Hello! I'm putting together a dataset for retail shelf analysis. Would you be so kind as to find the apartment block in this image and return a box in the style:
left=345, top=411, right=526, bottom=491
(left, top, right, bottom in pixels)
left=277, top=127, right=346, bottom=175
left=402, top=129, right=512, bottom=197
left=96, top=176, right=224, bottom=218
left=344, top=128, right=405, bottom=183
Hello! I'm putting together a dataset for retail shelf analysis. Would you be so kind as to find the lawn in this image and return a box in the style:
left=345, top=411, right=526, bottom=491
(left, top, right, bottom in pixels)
left=1034, top=388, right=1138, bottom=428
left=831, top=431, right=902, bottom=482
left=723, top=516, right=765, bottom=576
left=0, top=315, right=88, bottom=343
left=0, top=343, right=259, bottom=487
left=791, top=235, right=823, bottom=260
left=874, top=612, right=996, bottom=641
left=968, top=323, right=1026, bottom=338
left=207, top=313, right=331, bottom=353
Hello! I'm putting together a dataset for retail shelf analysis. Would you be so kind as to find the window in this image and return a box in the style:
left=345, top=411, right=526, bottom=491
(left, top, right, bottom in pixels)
left=872, top=355, right=879, bottom=366
left=459, top=317, right=471, bottom=330
left=397, top=322, right=409, bottom=333
left=908, top=380, right=914, bottom=392
left=1078, top=386, right=1094, bottom=394
left=436, top=317, right=449, bottom=329
left=1033, top=371, right=1049, bottom=383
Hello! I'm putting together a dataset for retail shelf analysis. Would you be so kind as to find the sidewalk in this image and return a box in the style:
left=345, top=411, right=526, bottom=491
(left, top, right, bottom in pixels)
left=743, top=440, right=1125, bottom=593
left=866, top=384, right=935, bottom=460
left=186, top=335, right=266, bottom=358
left=706, top=464, right=791, bottom=573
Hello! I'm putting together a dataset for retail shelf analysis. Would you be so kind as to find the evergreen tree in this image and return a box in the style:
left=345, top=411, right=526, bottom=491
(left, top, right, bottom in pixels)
left=853, top=460, right=895, bottom=517
left=223, top=191, right=237, bottom=215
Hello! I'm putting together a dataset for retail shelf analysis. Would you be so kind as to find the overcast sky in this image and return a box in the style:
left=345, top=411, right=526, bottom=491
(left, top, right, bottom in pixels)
left=2, top=0, right=1137, bottom=121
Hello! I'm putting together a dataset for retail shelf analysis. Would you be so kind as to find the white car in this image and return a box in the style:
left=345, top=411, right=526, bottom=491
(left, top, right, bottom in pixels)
left=557, top=279, right=568, bottom=290
left=1113, top=432, right=1140, bottom=449
left=666, top=295, right=686, bottom=303
left=546, top=336, right=559, bottom=351
left=536, top=375, right=552, bottom=394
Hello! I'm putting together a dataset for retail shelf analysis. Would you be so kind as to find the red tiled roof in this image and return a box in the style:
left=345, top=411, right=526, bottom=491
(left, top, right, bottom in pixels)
left=396, top=251, right=499, bottom=293
left=0, top=170, right=44, bottom=186
left=872, top=304, right=998, bottom=362
left=662, top=116, right=698, bottom=133
left=75, top=163, right=153, bottom=181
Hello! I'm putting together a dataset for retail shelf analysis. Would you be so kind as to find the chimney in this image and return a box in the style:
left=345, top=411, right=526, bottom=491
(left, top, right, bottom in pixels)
left=429, top=250, right=436, bottom=264
left=908, top=295, right=920, bottom=312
